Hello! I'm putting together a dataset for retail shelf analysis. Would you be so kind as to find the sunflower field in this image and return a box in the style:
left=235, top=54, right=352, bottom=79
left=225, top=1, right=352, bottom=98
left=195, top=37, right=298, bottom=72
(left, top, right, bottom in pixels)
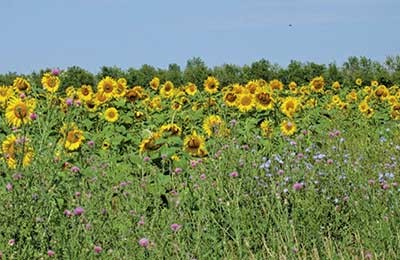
left=1, top=60, right=400, bottom=259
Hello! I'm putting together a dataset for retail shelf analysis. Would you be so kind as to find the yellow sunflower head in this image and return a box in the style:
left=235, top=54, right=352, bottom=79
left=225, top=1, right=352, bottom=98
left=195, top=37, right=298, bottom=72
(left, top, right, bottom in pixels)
left=77, top=85, right=93, bottom=101
left=355, top=78, right=363, bottom=86
left=183, top=131, right=207, bottom=156
left=0, top=86, right=14, bottom=105
left=185, top=83, right=198, bottom=96
left=223, top=91, right=238, bottom=107
left=115, top=78, right=128, bottom=98
left=42, top=73, right=60, bottom=93
left=160, top=81, right=175, bottom=99
left=13, top=77, right=31, bottom=93
left=104, top=107, right=119, bottom=123
left=203, top=76, right=219, bottom=94
left=203, top=115, right=224, bottom=136
left=260, top=120, right=273, bottom=138
left=5, top=97, right=35, bottom=127
left=2, top=134, right=34, bottom=169
left=280, top=120, right=297, bottom=136
left=149, top=77, right=160, bottom=91
left=236, top=93, right=255, bottom=112
left=332, top=81, right=341, bottom=90
left=269, top=79, right=283, bottom=91
left=61, top=123, right=85, bottom=151
left=310, top=76, right=325, bottom=93
left=160, top=123, right=182, bottom=137
left=97, top=76, right=117, bottom=97
left=254, top=91, right=274, bottom=111
left=280, top=97, right=299, bottom=118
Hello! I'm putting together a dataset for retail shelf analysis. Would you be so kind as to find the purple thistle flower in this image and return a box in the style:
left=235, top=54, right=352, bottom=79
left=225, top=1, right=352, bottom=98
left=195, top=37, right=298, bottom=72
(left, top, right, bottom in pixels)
left=94, top=246, right=102, bottom=253
left=74, top=207, right=85, bottom=216
left=170, top=223, right=182, bottom=232
left=47, top=250, right=55, bottom=257
left=71, top=166, right=80, bottom=173
left=138, top=238, right=149, bottom=248
left=293, top=182, right=304, bottom=191
left=30, top=113, right=38, bottom=120
left=229, top=171, right=239, bottom=177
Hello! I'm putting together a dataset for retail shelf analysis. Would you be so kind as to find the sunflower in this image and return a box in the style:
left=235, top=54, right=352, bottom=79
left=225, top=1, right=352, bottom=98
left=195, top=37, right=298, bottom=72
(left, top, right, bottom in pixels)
left=269, top=79, right=283, bottom=91
left=254, top=91, right=274, bottom=110
left=203, top=76, right=219, bottom=94
left=61, top=123, right=85, bottom=151
left=13, top=77, right=31, bottom=93
left=139, top=132, right=162, bottom=153
left=183, top=131, right=207, bottom=156
left=232, top=84, right=245, bottom=94
left=355, top=78, right=363, bottom=86
left=104, top=107, right=119, bottom=123
left=102, top=141, right=110, bottom=150
left=97, top=77, right=117, bottom=98
left=346, top=90, right=358, bottom=102
left=280, top=97, right=299, bottom=118
left=149, top=77, right=160, bottom=91
left=94, top=91, right=110, bottom=105
left=65, top=86, right=76, bottom=98
left=245, top=80, right=259, bottom=94
left=331, top=95, right=341, bottom=104
left=2, top=134, right=34, bottom=169
left=236, top=93, right=254, bottom=112
left=310, top=76, right=325, bottom=93
left=84, top=99, right=98, bottom=112
left=358, top=100, right=370, bottom=113
left=115, top=78, right=127, bottom=98
left=5, top=97, right=35, bottom=127
left=160, top=124, right=182, bottom=136
left=288, top=81, right=297, bottom=92
left=185, top=83, right=197, bottom=96
left=42, top=72, right=60, bottom=93
left=149, top=96, right=162, bottom=110
left=203, top=115, right=223, bottom=136
left=223, top=91, right=238, bottom=107
left=77, top=85, right=93, bottom=101
left=260, top=120, right=273, bottom=138
left=0, top=86, right=14, bottom=106
left=126, top=88, right=143, bottom=103
left=374, top=85, right=389, bottom=100
left=171, top=100, right=182, bottom=111
left=280, top=120, right=297, bottom=136
left=332, top=81, right=341, bottom=90
left=390, top=103, right=400, bottom=120
left=160, top=81, right=175, bottom=99
left=371, top=80, right=379, bottom=87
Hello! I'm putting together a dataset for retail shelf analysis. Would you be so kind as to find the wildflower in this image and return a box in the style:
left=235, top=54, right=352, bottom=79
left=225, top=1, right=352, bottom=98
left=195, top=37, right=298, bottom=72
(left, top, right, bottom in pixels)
left=200, top=174, right=206, bottom=180
left=47, top=250, right=55, bottom=257
left=6, top=183, right=13, bottom=192
left=94, top=246, right=102, bottom=253
left=170, top=223, right=182, bottom=232
left=87, top=140, right=95, bottom=147
left=51, top=68, right=61, bottom=75
left=138, top=238, right=149, bottom=248
left=29, top=113, right=38, bottom=120
left=174, top=168, right=183, bottom=174
left=71, top=166, right=80, bottom=173
left=8, top=239, right=15, bottom=246
left=143, top=156, right=150, bottom=162
left=74, top=207, right=85, bottom=216
left=293, top=182, right=304, bottom=191
left=229, top=171, right=239, bottom=177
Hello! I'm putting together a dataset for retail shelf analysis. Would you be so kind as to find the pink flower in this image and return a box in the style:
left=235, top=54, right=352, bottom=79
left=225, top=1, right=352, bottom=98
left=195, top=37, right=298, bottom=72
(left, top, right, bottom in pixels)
left=19, top=93, right=26, bottom=99
left=30, top=113, right=38, bottom=120
left=8, top=239, right=15, bottom=246
left=47, top=250, right=55, bottom=257
left=51, top=68, right=61, bottom=75
left=138, top=216, right=145, bottom=225
left=64, top=209, right=73, bottom=217
left=293, top=182, right=304, bottom=191
left=174, top=168, right=183, bottom=174
left=94, top=246, right=102, bottom=253
left=74, top=207, right=85, bottom=216
left=6, top=183, right=13, bottom=192
left=66, top=98, right=73, bottom=106
left=200, top=174, right=206, bottom=180
left=365, top=252, right=372, bottom=259
left=170, top=223, right=182, bottom=232
left=138, top=238, right=149, bottom=248
left=326, top=159, right=333, bottom=165
left=87, top=140, right=95, bottom=147
left=229, top=171, right=239, bottom=177
left=143, top=156, right=150, bottom=162
left=71, top=166, right=80, bottom=173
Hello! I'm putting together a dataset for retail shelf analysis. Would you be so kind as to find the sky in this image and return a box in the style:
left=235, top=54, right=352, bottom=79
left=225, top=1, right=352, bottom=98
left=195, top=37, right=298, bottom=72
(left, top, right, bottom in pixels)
left=1, top=0, right=399, bottom=74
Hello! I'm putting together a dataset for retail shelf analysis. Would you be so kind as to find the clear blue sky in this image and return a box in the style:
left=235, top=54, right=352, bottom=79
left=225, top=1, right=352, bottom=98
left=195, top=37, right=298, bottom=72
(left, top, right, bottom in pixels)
left=1, top=0, right=399, bottom=74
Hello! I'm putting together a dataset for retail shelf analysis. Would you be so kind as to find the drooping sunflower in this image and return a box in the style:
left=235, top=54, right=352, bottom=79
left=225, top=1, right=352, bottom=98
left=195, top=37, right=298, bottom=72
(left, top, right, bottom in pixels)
left=42, top=72, right=60, bottom=93
left=332, top=81, right=341, bottom=91
left=171, top=100, right=182, bottom=111
left=374, top=85, right=389, bottom=100
left=61, top=123, right=85, bottom=151
left=97, top=77, right=117, bottom=98
left=310, top=76, right=325, bottom=93
left=77, top=85, right=93, bottom=101
left=149, top=96, right=162, bottom=110
left=160, top=81, right=175, bottom=99
left=0, top=86, right=14, bottom=106
left=203, top=115, right=223, bottom=136
left=390, top=103, right=400, bottom=120
left=94, top=91, right=110, bottom=105
left=126, top=87, right=144, bottom=103
left=104, top=107, right=119, bottom=123
left=269, top=79, right=283, bottom=91
left=254, top=90, right=274, bottom=110
left=149, top=77, right=160, bottom=91
left=183, top=131, right=207, bottom=156
left=13, top=77, right=31, bottom=93
left=280, top=120, right=297, bottom=136
left=223, top=91, right=238, bottom=107
left=139, top=132, right=162, bottom=153
left=185, top=83, right=198, bottom=96
left=84, top=99, right=98, bottom=112
left=115, top=78, right=127, bottom=98
left=280, top=97, right=299, bottom=118
left=2, top=134, right=34, bottom=169
left=160, top=123, right=182, bottom=137
left=260, top=120, right=273, bottom=138
left=236, top=93, right=254, bottom=112
left=5, top=97, right=35, bottom=127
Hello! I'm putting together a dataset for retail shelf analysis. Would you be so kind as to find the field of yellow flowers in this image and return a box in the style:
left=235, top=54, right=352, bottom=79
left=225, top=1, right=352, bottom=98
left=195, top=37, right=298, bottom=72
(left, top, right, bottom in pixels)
left=0, top=69, right=399, bottom=259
